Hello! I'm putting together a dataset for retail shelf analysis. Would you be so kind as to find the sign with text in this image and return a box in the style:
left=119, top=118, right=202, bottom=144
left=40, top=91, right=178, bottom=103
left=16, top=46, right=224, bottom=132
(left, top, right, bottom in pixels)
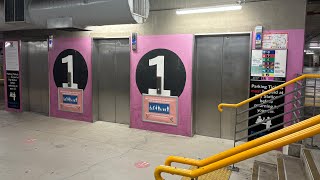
left=58, top=88, right=83, bottom=113
left=143, top=95, right=178, bottom=125
left=5, top=41, right=21, bottom=110
left=251, top=50, right=287, bottom=81
left=262, top=33, right=288, bottom=49
left=248, top=81, right=285, bottom=141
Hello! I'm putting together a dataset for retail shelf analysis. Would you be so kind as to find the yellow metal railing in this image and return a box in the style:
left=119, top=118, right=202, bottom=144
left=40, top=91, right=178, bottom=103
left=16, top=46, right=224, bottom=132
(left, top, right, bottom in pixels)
left=154, top=74, right=320, bottom=180
left=154, top=115, right=320, bottom=180
left=218, top=74, right=320, bottom=112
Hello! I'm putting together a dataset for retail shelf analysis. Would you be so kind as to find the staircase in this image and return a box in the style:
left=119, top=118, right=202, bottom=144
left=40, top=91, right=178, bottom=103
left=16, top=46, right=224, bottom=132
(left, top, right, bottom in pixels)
left=154, top=74, right=320, bottom=180
left=252, top=144, right=320, bottom=180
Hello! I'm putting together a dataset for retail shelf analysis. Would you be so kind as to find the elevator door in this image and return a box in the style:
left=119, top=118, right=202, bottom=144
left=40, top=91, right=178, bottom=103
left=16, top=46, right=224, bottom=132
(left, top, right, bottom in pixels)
left=194, top=35, right=250, bottom=139
left=95, top=39, right=130, bottom=124
left=21, top=41, right=49, bottom=115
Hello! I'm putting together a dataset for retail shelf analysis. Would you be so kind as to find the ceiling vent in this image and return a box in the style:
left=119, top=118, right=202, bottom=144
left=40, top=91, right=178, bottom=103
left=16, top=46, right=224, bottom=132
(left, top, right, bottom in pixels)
left=5, top=0, right=25, bottom=22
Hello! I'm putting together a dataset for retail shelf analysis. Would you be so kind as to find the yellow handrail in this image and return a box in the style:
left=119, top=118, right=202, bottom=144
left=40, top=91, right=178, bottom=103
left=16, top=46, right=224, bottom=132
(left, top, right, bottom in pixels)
left=154, top=115, right=320, bottom=180
left=218, top=74, right=320, bottom=112
left=164, top=112, right=320, bottom=167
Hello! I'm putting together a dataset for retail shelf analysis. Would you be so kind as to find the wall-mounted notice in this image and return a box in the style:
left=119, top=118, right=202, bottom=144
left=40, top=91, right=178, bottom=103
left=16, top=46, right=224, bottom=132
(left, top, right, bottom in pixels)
left=251, top=50, right=263, bottom=76
left=262, top=33, right=288, bottom=49
left=248, top=81, right=285, bottom=141
left=5, top=41, right=21, bottom=110
left=58, top=88, right=83, bottom=113
left=251, top=49, right=287, bottom=81
left=142, top=94, right=178, bottom=126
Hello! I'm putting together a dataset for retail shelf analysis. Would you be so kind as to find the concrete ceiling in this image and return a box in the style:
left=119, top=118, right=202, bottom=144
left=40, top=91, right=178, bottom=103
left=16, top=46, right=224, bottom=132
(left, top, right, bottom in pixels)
left=306, top=0, right=320, bottom=43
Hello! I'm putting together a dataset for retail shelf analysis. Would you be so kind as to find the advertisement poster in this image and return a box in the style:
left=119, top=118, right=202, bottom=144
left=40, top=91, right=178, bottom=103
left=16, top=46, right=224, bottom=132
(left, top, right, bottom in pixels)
left=262, top=33, right=288, bottom=49
left=5, top=41, right=21, bottom=110
left=58, top=88, right=83, bottom=113
left=248, top=81, right=285, bottom=141
left=142, top=95, right=178, bottom=125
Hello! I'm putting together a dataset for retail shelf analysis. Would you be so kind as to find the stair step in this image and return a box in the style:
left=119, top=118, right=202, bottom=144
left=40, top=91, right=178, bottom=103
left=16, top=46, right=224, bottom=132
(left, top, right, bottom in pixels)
left=252, top=161, right=277, bottom=180
left=302, top=149, right=320, bottom=180
left=277, top=154, right=307, bottom=180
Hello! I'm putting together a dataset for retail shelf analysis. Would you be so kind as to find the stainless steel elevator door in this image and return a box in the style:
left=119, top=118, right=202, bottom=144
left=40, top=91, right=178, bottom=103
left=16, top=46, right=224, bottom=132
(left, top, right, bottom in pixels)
left=194, top=35, right=250, bottom=139
left=195, top=36, right=224, bottom=138
left=221, top=35, right=250, bottom=140
left=22, top=41, right=49, bottom=115
left=95, top=39, right=130, bottom=124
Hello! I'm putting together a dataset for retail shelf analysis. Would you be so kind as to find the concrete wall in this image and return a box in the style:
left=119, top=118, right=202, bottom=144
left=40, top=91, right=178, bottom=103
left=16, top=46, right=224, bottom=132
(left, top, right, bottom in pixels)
left=90, top=0, right=306, bottom=37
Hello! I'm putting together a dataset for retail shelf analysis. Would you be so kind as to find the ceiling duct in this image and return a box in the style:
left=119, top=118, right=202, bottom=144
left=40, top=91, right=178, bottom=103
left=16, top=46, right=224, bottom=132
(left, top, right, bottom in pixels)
left=0, top=0, right=150, bottom=31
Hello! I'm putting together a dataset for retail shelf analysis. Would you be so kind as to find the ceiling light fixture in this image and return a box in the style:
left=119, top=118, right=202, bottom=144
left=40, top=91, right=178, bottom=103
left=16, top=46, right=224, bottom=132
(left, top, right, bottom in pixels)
left=306, top=52, right=315, bottom=55
left=176, top=4, right=242, bottom=15
left=310, top=46, right=320, bottom=49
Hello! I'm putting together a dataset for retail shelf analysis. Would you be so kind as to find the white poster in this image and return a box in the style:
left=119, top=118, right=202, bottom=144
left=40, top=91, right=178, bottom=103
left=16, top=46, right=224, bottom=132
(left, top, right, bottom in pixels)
left=274, top=50, right=287, bottom=78
left=262, top=33, right=288, bottom=49
left=5, top=41, right=19, bottom=71
left=251, top=50, right=263, bottom=76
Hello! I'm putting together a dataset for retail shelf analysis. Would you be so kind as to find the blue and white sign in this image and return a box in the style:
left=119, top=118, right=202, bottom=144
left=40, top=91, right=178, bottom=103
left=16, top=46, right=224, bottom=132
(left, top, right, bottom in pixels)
left=149, top=102, right=170, bottom=114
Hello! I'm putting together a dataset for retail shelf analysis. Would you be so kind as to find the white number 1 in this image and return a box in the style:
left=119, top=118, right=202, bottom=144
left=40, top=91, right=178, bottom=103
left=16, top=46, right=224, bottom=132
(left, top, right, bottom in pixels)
left=62, top=55, right=78, bottom=89
left=148, top=56, right=171, bottom=96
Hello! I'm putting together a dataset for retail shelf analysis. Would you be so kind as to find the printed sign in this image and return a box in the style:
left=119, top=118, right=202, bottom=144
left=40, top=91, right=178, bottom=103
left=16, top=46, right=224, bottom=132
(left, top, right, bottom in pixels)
left=248, top=81, right=285, bottom=141
left=143, top=95, right=178, bottom=125
left=5, top=41, right=21, bottom=110
left=251, top=50, right=287, bottom=81
left=58, top=88, right=83, bottom=113
left=262, top=33, right=288, bottom=49
left=6, top=71, right=20, bottom=109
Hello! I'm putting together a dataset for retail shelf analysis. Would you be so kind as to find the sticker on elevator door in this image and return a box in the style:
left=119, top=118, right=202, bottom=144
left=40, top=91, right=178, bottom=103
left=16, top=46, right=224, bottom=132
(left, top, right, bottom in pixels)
left=136, top=49, right=186, bottom=97
left=53, top=49, right=88, bottom=90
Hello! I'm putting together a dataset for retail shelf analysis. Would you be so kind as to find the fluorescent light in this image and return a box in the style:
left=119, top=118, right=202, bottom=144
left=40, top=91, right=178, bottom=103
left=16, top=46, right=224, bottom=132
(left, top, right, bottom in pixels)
left=310, top=46, right=320, bottom=49
left=176, top=4, right=242, bottom=15
left=306, top=52, right=315, bottom=55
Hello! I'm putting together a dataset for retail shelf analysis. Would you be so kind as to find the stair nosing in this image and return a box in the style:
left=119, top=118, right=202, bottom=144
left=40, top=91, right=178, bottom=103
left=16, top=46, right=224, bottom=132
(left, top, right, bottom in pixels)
left=277, top=157, right=286, bottom=180
left=303, top=149, right=320, bottom=180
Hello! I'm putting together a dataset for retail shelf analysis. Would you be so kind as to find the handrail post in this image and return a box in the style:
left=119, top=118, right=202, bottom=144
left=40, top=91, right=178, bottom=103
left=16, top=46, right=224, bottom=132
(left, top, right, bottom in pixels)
left=311, top=78, right=317, bottom=147
left=228, top=108, right=240, bottom=172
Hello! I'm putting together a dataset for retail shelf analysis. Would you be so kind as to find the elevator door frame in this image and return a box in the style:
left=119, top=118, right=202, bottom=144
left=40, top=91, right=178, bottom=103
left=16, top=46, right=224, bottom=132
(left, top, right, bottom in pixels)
left=21, top=40, right=49, bottom=115
left=193, top=32, right=252, bottom=139
left=92, top=38, right=130, bottom=124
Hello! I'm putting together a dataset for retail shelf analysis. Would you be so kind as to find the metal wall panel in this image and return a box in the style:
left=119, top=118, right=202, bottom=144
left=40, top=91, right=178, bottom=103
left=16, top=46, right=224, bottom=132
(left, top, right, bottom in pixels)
left=21, top=41, right=49, bottom=115
left=97, top=41, right=117, bottom=123
left=21, top=42, right=30, bottom=111
left=28, top=41, right=49, bottom=115
left=194, top=34, right=250, bottom=139
left=221, top=35, right=250, bottom=140
left=94, top=39, right=130, bottom=124
left=194, top=36, right=223, bottom=138
left=114, top=39, right=130, bottom=124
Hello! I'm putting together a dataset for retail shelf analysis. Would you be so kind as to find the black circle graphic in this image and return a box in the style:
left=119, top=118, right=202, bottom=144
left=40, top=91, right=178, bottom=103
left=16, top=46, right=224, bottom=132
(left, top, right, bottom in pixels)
left=136, top=49, right=186, bottom=97
left=53, top=49, right=88, bottom=90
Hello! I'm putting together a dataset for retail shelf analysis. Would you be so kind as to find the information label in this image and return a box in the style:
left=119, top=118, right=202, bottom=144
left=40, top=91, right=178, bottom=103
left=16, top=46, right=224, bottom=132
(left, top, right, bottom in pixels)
left=58, top=88, right=83, bottom=113
left=142, top=95, right=178, bottom=125
left=248, top=81, right=285, bottom=141
left=5, top=41, right=21, bottom=110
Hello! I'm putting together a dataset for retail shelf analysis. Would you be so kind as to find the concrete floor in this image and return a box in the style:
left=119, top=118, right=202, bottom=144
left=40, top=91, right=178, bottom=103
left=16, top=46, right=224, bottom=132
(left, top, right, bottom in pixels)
left=0, top=110, right=281, bottom=180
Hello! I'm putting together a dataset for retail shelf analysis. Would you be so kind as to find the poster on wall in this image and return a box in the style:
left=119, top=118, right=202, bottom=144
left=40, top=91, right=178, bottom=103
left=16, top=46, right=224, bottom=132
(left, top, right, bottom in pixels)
left=49, top=38, right=92, bottom=122
left=142, top=94, right=178, bottom=125
left=251, top=49, right=287, bottom=81
left=262, top=33, right=288, bottom=49
left=5, top=41, right=21, bottom=110
left=248, top=80, right=285, bottom=141
left=58, top=88, right=83, bottom=113
left=131, top=34, right=193, bottom=136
